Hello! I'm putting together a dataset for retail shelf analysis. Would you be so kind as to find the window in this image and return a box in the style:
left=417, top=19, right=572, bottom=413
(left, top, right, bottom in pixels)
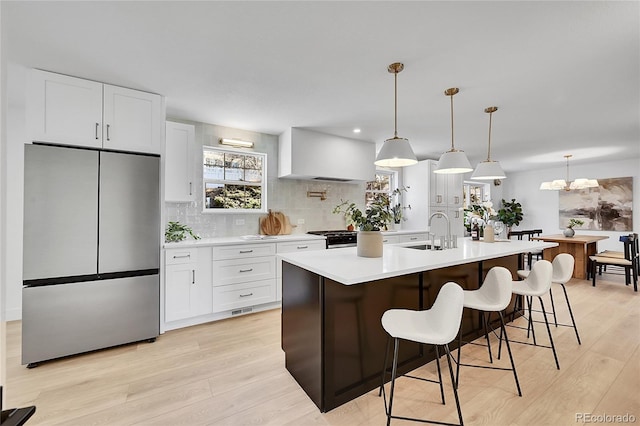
left=463, top=181, right=490, bottom=208
left=366, top=170, right=395, bottom=206
left=202, top=146, right=267, bottom=212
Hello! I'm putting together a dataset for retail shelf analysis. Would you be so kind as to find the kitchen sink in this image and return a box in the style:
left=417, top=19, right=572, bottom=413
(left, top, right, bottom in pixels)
left=405, top=244, right=442, bottom=251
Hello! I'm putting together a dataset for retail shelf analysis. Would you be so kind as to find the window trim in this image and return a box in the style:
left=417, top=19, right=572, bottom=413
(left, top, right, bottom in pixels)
left=202, top=145, right=268, bottom=214
left=365, top=169, right=397, bottom=206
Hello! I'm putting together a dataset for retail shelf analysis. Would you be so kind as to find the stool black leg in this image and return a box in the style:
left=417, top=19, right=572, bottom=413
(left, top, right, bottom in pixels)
left=444, top=345, right=464, bottom=426
left=455, top=329, right=462, bottom=390
left=379, top=336, right=391, bottom=397
left=434, top=345, right=445, bottom=404
left=559, top=282, right=581, bottom=345
left=538, top=297, right=560, bottom=370
left=482, top=312, right=493, bottom=363
left=549, top=287, right=558, bottom=327
left=386, top=338, right=400, bottom=425
left=499, top=311, right=522, bottom=397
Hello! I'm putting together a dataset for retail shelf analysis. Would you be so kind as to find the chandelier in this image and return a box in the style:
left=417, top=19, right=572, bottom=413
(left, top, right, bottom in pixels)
left=539, top=154, right=598, bottom=191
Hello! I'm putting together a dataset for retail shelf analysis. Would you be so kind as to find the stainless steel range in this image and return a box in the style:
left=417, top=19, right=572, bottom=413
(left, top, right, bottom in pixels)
left=307, top=230, right=357, bottom=249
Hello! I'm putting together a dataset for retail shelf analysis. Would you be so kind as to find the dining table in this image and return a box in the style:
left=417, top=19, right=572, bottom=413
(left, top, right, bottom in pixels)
left=532, top=234, right=609, bottom=279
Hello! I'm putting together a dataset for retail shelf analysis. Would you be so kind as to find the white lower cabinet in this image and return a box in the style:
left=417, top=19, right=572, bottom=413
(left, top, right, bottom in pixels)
left=382, top=235, right=400, bottom=244
left=212, top=243, right=277, bottom=313
left=399, top=233, right=430, bottom=243
left=165, top=247, right=212, bottom=322
left=276, top=240, right=326, bottom=301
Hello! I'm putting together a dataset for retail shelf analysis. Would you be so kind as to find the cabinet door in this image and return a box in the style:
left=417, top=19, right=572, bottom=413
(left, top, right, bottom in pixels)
left=447, top=174, right=463, bottom=207
left=165, top=263, right=196, bottom=322
left=103, top=85, right=162, bottom=154
left=447, top=207, right=465, bottom=238
left=430, top=162, right=447, bottom=206
left=28, top=69, right=103, bottom=148
left=403, top=160, right=430, bottom=230
left=165, top=121, right=195, bottom=202
left=193, top=247, right=213, bottom=317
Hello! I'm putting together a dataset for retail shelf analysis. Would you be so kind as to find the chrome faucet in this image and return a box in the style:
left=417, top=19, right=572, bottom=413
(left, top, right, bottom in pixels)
left=428, top=211, right=454, bottom=249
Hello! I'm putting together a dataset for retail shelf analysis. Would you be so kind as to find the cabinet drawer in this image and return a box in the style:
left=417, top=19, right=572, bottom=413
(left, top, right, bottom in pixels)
left=277, top=240, right=326, bottom=253
left=213, top=256, right=276, bottom=286
left=212, top=243, right=276, bottom=260
left=165, top=248, right=198, bottom=265
left=382, top=235, right=400, bottom=244
left=212, top=279, right=276, bottom=313
left=399, top=233, right=430, bottom=243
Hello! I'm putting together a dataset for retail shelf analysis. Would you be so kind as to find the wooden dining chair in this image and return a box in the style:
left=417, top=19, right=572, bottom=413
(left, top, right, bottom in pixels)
left=589, top=234, right=638, bottom=292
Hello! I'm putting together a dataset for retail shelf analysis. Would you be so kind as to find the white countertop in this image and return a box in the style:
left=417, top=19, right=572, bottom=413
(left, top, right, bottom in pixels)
left=278, top=238, right=558, bottom=285
left=163, top=233, right=326, bottom=248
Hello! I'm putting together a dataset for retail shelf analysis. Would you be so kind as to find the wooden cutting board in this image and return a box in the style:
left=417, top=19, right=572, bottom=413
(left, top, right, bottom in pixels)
left=260, top=210, right=282, bottom=235
left=275, top=212, right=293, bottom=235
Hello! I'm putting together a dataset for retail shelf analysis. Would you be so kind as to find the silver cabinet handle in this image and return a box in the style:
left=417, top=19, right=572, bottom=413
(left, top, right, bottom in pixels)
left=410, top=237, right=418, bottom=240
left=455, top=211, right=460, bottom=218
left=192, top=270, right=195, bottom=284
left=239, top=293, right=253, bottom=298
left=454, top=196, right=460, bottom=204
left=106, top=124, right=111, bottom=141
left=239, top=250, right=253, bottom=254
left=383, top=239, right=388, bottom=243
left=173, top=254, right=190, bottom=259
left=437, top=195, right=443, bottom=203
left=239, top=268, right=253, bottom=273
left=95, top=123, right=99, bottom=140
left=189, top=182, right=192, bottom=196
left=297, top=245, right=308, bottom=249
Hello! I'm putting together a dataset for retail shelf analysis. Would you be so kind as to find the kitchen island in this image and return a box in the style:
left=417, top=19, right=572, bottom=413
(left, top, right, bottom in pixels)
left=279, top=238, right=557, bottom=412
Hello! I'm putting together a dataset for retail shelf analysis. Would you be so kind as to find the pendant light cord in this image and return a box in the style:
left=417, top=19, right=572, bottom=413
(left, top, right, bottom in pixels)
left=487, top=111, right=493, bottom=161
left=449, top=93, right=455, bottom=150
left=394, top=71, right=398, bottom=138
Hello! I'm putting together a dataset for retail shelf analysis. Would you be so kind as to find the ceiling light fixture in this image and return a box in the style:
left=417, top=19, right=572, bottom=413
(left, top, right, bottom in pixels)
left=539, top=154, right=598, bottom=191
left=435, top=88, right=473, bottom=174
left=471, top=106, right=506, bottom=180
left=374, top=62, right=418, bottom=167
left=219, top=138, right=254, bottom=148
left=353, top=128, right=361, bottom=133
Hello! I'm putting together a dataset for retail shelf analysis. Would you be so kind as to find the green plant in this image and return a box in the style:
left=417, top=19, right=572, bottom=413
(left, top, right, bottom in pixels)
left=390, top=186, right=411, bottom=224
left=497, top=198, right=524, bottom=228
left=567, top=218, right=584, bottom=229
left=165, top=221, right=201, bottom=242
left=333, top=199, right=392, bottom=231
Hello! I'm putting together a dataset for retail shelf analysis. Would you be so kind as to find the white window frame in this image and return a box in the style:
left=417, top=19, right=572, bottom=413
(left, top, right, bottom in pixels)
left=202, top=145, right=267, bottom=214
left=365, top=169, right=397, bottom=206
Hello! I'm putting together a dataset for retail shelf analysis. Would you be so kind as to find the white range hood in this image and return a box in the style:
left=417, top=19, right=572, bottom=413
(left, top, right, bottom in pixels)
left=278, top=128, right=376, bottom=182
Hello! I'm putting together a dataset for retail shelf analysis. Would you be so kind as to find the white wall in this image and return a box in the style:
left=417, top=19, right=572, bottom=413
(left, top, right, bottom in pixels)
left=1, top=1, right=7, bottom=391
left=501, top=158, right=640, bottom=252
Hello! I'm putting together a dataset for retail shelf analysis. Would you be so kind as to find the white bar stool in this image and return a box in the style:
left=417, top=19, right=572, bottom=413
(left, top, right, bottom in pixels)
left=503, top=260, right=559, bottom=369
left=455, top=267, right=522, bottom=396
left=517, top=253, right=581, bottom=344
left=379, top=282, right=464, bottom=426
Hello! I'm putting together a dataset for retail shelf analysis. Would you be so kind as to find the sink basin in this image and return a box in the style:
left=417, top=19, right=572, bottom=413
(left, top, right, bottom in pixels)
left=405, top=244, right=442, bottom=251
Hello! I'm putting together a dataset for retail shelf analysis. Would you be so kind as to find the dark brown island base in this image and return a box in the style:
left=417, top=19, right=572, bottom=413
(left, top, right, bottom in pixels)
left=279, top=239, right=557, bottom=412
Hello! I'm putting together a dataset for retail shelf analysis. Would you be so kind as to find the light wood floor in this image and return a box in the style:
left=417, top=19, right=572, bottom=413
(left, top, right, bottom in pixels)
left=4, top=272, right=639, bottom=425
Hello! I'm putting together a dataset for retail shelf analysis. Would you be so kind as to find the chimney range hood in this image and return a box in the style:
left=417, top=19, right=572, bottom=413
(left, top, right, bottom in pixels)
left=278, top=128, right=376, bottom=182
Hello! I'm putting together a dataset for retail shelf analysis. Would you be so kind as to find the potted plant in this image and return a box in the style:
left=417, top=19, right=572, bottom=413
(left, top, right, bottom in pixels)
left=563, top=218, right=584, bottom=237
left=389, top=186, right=411, bottom=229
left=165, top=221, right=201, bottom=243
left=333, top=199, right=392, bottom=257
left=497, top=198, right=524, bottom=236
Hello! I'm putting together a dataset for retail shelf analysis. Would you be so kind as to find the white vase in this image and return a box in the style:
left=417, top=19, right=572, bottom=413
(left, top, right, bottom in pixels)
left=484, top=225, right=495, bottom=242
left=563, top=228, right=575, bottom=237
left=357, top=231, right=383, bottom=258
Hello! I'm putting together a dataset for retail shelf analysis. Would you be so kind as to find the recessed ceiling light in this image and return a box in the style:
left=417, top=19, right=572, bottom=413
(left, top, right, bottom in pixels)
left=353, top=128, right=361, bottom=133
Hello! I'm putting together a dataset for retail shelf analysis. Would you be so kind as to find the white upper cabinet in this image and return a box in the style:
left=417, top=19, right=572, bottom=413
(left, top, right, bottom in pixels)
left=28, top=69, right=162, bottom=154
left=103, top=85, right=161, bottom=154
left=28, top=70, right=103, bottom=149
left=165, top=121, right=195, bottom=202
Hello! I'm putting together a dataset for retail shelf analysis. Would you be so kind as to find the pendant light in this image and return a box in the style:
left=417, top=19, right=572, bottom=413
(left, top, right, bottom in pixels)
left=374, top=62, right=418, bottom=167
left=435, top=88, right=473, bottom=174
left=471, top=106, right=506, bottom=180
left=539, top=154, right=599, bottom=190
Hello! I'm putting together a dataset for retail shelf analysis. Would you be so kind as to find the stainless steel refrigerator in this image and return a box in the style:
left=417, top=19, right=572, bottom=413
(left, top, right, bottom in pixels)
left=22, top=143, right=160, bottom=367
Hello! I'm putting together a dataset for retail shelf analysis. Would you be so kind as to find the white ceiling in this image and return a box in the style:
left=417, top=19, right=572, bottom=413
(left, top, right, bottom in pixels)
left=3, top=1, right=639, bottom=172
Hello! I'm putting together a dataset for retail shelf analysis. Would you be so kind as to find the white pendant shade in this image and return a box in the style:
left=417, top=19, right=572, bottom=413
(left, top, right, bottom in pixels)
left=471, top=160, right=506, bottom=180
left=434, top=150, right=473, bottom=174
left=375, top=137, right=418, bottom=167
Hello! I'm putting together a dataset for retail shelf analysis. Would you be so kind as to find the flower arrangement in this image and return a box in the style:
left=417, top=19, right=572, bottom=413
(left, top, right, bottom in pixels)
left=464, top=201, right=497, bottom=228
